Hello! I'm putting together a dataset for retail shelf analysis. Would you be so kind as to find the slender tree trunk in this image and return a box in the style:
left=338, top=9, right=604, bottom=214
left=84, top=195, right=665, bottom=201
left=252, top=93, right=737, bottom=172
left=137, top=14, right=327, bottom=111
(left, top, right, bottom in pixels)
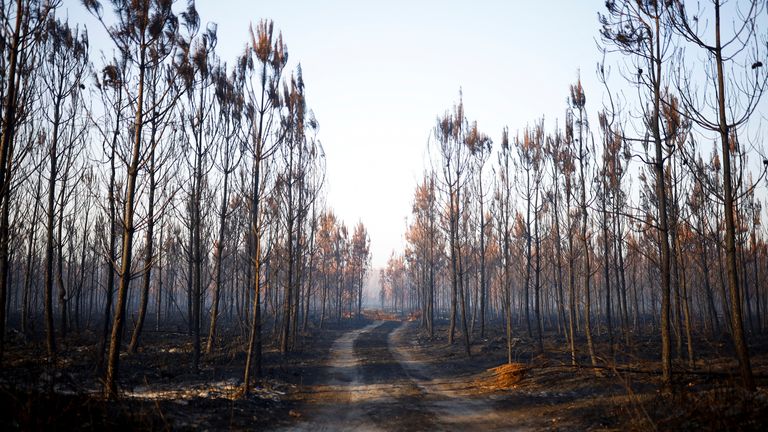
left=740, top=239, right=753, bottom=333
left=45, top=100, right=63, bottom=361
left=534, top=189, right=544, bottom=354
left=128, top=141, right=157, bottom=354
left=448, top=190, right=458, bottom=345
left=649, top=14, right=673, bottom=388
left=74, top=200, right=91, bottom=335
left=566, top=186, right=577, bottom=367
left=56, top=161, right=70, bottom=340
left=156, top=220, right=164, bottom=331
left=614, top=203, right=630, bottom=346
left=281, top=145, right=295, bottom=353
left=576, top=107, right=597, bottom=371
left=0, top=0, right=24, bottom=361
left=713, top=0, right=754, bottom=391
left=602, top=179, right=613, bottom=358
left=291, top=180, right=304, bottom=348
left=320, top=272, right=327, bottom=329
left=22, top=174, right=43, bottom=336
left=243, top=217, right=262, bottom=392
left=524, top=169, right=533, bottom=339
left=105, top=53, right=146, bottom=398
left=0, top=154, right=12, bottom=354
left=581, top=206, right=597, bottom=370
left=552, top=173, right=567, bottom=345
left=207, top=162, right=230, bottom=354
left=671, top=222, right=684, bottom=361
left=458, top=228, right=471, bottom=357
left=753, top=230, right=762, bottom=333
left=679, top=247, right=695, bottom=368
left=302, top=204, right=316, bottom=332
left=243, top=65, right=269, bottom=392
left=714, top=217, right=733, bottom=333
left=700, top=230, right=720, bottom=335
left=479, top=174, right=487, bottom=338
left=98, top=140, right=118, bottom=371
left=428, top=179, right=436, bottom=337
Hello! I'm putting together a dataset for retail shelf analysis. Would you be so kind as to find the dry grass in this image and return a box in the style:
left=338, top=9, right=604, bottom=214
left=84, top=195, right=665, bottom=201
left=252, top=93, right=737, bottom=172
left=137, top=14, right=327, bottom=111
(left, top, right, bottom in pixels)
left=474, top=362, right=527, bottom=390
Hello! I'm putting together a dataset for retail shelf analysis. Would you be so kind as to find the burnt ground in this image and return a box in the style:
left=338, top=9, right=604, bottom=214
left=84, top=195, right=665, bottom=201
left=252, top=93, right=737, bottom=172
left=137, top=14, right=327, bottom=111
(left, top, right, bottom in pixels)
left=0, top=322, right=347, bottom=431
left=286, top=317, right=768, bottom=431
left=401, top=321, right=768, bottom=431
left=2, top=315, right=768, bottom=431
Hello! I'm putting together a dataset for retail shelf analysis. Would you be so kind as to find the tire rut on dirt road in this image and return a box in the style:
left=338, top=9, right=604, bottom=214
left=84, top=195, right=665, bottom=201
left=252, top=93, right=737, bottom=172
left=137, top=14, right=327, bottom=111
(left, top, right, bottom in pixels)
left=353, top=321, right=438, bottom=430
left=389, top=322, right=531, bottom=431
left=282, top=320, right=437, bottom=431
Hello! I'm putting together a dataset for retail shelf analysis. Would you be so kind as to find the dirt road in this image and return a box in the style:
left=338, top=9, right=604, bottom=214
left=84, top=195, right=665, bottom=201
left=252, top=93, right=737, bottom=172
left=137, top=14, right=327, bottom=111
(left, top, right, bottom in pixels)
left=282, top=321, right=532, bottom=431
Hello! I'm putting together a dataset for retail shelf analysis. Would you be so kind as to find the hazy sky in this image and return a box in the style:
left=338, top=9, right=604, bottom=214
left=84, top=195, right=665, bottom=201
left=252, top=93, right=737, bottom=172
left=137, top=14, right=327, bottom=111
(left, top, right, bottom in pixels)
left=68, top=0, right=610, bottom=268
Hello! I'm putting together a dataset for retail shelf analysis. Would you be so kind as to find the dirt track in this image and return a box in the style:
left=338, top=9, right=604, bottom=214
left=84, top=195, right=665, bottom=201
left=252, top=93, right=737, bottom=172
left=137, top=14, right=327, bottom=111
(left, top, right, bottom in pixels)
left=282, top=320, right=532, bottom=432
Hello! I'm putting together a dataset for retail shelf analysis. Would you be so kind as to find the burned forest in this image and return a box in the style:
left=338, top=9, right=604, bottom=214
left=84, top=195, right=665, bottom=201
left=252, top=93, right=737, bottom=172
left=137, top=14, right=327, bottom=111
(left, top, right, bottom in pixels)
left=2, top=0, right=768, bottom=431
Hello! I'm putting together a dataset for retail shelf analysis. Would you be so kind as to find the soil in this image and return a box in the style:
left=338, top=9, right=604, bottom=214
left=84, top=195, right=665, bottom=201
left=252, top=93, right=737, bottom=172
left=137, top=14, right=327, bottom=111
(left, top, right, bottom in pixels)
left=2, top=315, right=768, bottom=430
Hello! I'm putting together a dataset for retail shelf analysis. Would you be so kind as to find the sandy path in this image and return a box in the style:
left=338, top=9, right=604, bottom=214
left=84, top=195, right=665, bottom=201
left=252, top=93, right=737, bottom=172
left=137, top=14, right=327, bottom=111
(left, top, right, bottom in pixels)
left=283, top=320, right=531, bottom=431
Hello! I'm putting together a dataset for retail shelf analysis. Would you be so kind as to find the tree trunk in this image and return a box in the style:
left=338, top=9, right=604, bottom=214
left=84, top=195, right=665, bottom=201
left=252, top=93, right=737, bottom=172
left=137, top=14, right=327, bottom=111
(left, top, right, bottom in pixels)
left=207, top=161, right=230, bottom=354
left=56, top=160, right=70, bottom=340
left=98, top=106, right=120, bottom=372
left=45, top=99, right=62, bottom=361
left=128, top=141, right=157, bottom=354
left=448, top=190, right=458, bottom=346
left=534, top=188, right=544, bottom=354
left=104, top=51, right=146, bottom=399
left=243, top=66, right=269, bottom=392
left=649, top=14, right=673, bottom=388
left=479, top=174, right=487, bottom=338
left=602, top=178, right=613, bottom=358
left=156, top=220, right=164, bottom=331
left=714, top=0, right=754, bottom=391
left=21, top=175, right=42, bottom=335
left=524, top=168, right=533, bottom=339
left=576, top=106, right=597, bottom=371
left=0, top=0, right=24, bottom=361
left=566, top=185, right=577, bottom=366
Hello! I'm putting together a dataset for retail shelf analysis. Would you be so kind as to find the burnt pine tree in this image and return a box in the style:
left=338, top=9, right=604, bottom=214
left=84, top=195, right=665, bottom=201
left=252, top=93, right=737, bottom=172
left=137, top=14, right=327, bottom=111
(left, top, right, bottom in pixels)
left=126, top=39, right=185, bottom=355
left=433, top=95, right=471, bottom=357
left=178, top=19, right=215, bottom=373
left=600, top=0, right=674, bottom=386
left=0, top=0, right=56, bottom=361
left=668, top=0, right=768, bottom=391
left=83, top=0, right=191, bottom=399
left=206, top=62, right=245, bottom=354
left=91, top=56, right=127, bottom=371
left=466, top=123, right=492, bottom=338
left=570, top=78, right=598, bottom=371
left=242, top=19, right=288, bottom=394
left=495, top=126, right=516, bottom=364
left=40, top=17, right=89, bottom=361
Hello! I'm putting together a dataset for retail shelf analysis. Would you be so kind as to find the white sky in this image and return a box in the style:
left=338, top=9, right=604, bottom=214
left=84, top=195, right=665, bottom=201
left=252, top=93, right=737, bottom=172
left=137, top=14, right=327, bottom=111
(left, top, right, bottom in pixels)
left=193, top=0, right=606, bottom=269
left=65, top=0, right=679, bottom=269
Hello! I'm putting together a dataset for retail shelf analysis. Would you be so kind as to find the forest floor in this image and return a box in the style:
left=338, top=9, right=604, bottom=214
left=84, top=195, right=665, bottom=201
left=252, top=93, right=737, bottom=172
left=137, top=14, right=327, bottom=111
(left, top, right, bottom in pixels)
left=2, top=314, right=768, bottom=430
